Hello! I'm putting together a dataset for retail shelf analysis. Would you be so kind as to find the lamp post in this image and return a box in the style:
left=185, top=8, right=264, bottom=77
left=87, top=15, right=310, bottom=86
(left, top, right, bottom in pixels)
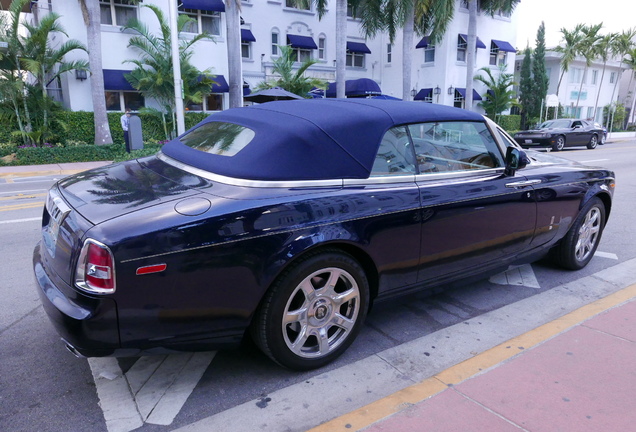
left=447, top=85, right=454, bottom=95
left=434, top=85, right=441, bottom=103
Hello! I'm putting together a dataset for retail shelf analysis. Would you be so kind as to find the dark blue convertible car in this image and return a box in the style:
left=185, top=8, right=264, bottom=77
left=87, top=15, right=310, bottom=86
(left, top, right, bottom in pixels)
left=34, top=99, right=615, bottom=370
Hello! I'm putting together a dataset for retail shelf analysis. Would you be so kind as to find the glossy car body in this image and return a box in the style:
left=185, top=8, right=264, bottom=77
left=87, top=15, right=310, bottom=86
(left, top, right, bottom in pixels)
left=34, top=99, right=615, bottom=370
left=513, top=118, right=604, bottom=151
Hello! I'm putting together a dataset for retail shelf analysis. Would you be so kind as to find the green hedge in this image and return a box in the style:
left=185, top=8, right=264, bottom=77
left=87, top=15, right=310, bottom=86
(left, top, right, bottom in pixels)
left=495, top=115, right=521, bottom=133
left=3, top=143, right=163, bottom=166
left=1, top=111, right=210, bottom=146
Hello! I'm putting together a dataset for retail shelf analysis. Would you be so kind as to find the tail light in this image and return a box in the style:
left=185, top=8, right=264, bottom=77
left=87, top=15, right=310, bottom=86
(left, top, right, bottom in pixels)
left=75, top=239, right=116, bottom=294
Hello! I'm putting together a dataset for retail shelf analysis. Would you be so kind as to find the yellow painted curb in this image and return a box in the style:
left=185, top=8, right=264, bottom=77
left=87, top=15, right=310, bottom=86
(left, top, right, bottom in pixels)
left=309, top=283, right=636, bottom=432
left=0, top=169, right=86, bottom=179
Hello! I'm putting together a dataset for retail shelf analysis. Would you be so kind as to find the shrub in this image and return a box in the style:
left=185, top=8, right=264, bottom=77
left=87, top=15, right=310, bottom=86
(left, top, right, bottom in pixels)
left=496, top=115, right=521, bottom=132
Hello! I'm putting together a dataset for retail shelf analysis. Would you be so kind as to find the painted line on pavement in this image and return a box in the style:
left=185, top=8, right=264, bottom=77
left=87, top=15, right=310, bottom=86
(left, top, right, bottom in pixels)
left=595, top=251, right=619, bottom=260
left=0, top=201, right=44, bottom=212
left=0, top=217, right=41, bottom=224
left=308, top=282, right=636, bottom=432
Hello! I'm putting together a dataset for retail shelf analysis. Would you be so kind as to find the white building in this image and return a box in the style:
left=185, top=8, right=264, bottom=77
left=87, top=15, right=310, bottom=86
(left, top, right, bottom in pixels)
left=514, top=51, right=624, bottom=124
left=15, top=0, right=520, bottom=115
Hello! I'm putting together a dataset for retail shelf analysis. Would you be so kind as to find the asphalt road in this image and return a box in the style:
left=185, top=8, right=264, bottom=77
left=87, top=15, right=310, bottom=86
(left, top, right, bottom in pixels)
left=1, top=141, right=634, bottom=432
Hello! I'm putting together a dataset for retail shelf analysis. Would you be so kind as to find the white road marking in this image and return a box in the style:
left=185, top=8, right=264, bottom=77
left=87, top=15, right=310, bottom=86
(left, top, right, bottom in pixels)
left=0, top=217, right=40, bottom=224
left=595, top=251, right=619, bottom=260
left=580, top=159, right=610, bottom=163
left=489, top=264, right=540, bottom=288
left=88, top=358, right=144, bottom=432
left=89, top=352, right=216, bottom=431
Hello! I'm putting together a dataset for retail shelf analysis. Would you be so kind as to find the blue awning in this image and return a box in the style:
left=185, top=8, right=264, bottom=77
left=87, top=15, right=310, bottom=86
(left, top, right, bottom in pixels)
left=180, top=0, right=225, bottom=12
left=416, top=36, right=430, bottom=49
left=243, top=81, right=251, bottom=96
left=346, top=41, right=371, bottom=54
left=211, top=75, right=229, bottom=93
left=459, top=34, right=486, bottom=49
left=455, top=88, right=483, bottom=101
left=326, top=78, right=381, bottom=98
left=287, top=34, right=318, bottom=50
left=414, top=88, right=432, bottom=100
left=491, top=39, right=516, bottom=52
left=103, top=69, right=135, bottom=91
left=241, top=29, right=256, bottom=42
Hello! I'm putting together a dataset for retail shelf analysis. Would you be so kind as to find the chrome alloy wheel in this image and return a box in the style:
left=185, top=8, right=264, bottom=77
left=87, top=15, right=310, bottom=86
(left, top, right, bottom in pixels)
left=575, top=206, right=602, bottom=262
left=282, top=267, right=360, bottom=359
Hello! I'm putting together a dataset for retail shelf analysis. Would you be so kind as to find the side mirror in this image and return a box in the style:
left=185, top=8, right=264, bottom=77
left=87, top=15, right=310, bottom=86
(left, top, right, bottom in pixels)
left=504, top=147, right=528, bottom=176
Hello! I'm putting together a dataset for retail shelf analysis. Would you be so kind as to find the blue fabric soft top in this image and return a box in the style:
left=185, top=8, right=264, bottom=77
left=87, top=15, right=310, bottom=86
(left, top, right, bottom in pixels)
left=162, top=99, right=484, bottom=181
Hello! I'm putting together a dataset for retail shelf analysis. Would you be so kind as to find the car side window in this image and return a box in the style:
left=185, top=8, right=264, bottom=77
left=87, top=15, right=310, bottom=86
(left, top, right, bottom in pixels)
left=408, top=121, right=504, bottom=174
left=371, top=126, right=417, bottom=176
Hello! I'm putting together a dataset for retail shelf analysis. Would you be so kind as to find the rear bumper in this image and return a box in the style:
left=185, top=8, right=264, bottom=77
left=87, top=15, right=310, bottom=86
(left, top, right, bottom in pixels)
left=514, top=137, right=553, bottom=147
left=33, top=242, right=120, bottom=357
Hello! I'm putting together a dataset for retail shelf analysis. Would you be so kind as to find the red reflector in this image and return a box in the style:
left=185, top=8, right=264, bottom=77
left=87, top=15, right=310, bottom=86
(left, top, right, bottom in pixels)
left=136, top=264, right=167, bottom=275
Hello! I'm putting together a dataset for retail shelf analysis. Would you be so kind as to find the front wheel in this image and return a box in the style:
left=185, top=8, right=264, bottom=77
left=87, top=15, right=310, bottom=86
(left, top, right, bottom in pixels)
left=587, top=134, right=598, bottom=149
left=552, top=136, right=565, bottom=151
left=252, top=250, right=369, bottom=370
left=553, top=197, right=606, bottom=270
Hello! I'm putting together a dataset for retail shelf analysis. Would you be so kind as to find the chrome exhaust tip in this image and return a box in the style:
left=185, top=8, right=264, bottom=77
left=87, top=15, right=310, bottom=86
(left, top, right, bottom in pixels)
left=62, top=339, right=85, bottom=358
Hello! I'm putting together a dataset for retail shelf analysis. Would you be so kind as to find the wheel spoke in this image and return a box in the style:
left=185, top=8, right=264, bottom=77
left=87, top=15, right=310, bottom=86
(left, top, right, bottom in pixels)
left=331, top=313, right=355, bottom=332
left=318, top=269, right=343, bottom=297
left=316, top=327, right=329, bottom=355
left=289, top=325, right=310, bottom=355
left=333, top=288, right=358, bottom=307
left=297, top=279, right=316, bottom=301
left=283, top=307, right=306, bottom=325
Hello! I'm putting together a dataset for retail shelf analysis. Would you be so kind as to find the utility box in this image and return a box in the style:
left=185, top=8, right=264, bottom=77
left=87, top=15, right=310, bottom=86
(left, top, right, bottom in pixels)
left=129, top=115, right=144, bottom=151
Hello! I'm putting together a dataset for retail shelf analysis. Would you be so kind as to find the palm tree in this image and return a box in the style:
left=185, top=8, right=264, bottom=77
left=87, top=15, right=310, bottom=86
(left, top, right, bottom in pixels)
left=78, top=0, right=113, bottom=145
left=623, top=47, right=636, bottom=126
left=302, top=0, right=347, bottom=98
left=573, top=23, right=602, bottom=112
left=608, top=28, right=636, bottom=131
left=474, top=64, right=517, bottom=120
left=463, top=0, right=520, bottom=111
left=121, top=4, right=214, bottom=139
left=19, top=7, right=89, bottom=144
left=225, top=0, right=243, bottom=108
left=355, top=0, right=455, bottom=100
left=255, top=45, right=327, bottom=96
left=592, top=32, right=617, bottom=121
left=554, top=24, right=585, bottom=97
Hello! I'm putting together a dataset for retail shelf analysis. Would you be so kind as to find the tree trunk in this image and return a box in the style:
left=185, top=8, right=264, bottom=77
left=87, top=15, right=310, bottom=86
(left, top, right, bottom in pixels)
left=226, top=0, right=243, bottom=108
left=575, top=66, right=587, bottom=112
left=465, top=0, right=477, bottom=110
left=80, top=0, right=113, bottom=145
left=592, top=63, right=607, bottom=121
left=401, top=4, right=414, bottom=101
left=335, top=0, right=347, bottom=99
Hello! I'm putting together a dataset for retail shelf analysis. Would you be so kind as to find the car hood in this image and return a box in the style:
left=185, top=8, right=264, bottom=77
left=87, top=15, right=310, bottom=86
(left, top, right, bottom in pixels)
left=57, top=158, right=208, bottom=225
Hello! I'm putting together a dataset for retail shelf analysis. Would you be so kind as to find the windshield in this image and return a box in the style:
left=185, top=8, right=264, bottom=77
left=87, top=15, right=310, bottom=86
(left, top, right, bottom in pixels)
left=539, top=119, right=570, bottom=129
left=179, top=122, right=255, bottom=156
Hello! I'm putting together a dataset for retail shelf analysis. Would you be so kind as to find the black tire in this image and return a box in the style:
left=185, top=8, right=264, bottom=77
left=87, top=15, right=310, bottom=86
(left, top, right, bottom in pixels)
left=553, top=197, right=606, bottom=270
left=251, top=250, right=369, bottom=370
left=587, top=134, right=598, bottom=149
left=552, top=135, right=565, bottom=151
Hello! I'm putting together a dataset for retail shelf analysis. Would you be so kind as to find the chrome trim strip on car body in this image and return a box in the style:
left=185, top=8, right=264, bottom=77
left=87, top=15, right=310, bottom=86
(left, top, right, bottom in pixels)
left=158, top=152, right=344, bottom=188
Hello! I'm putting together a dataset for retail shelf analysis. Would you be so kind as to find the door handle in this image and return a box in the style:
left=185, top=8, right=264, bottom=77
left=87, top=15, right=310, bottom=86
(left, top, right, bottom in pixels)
left=505, top=179, right=542, bottom=188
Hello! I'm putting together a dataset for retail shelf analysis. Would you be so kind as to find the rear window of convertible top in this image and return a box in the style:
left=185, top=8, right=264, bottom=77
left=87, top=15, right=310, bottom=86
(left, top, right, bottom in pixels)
left=179, top=122, right=256, bottom=157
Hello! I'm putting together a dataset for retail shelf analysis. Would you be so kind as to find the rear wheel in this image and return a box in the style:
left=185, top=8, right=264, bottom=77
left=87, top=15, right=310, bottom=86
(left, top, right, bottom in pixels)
left=587, top=134, right=598, bottom=149
left=252, top=250, right=369, bottom=370
left=553, top=197, right=606, bottom=270
left=552, top=136, right=565, bottom=151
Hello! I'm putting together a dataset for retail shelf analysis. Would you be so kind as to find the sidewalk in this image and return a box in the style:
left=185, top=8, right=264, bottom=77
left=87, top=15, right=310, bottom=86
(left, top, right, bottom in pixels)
left=0, top=161, right=112, bottom=179
left=313, top=284, right=636, bottom=432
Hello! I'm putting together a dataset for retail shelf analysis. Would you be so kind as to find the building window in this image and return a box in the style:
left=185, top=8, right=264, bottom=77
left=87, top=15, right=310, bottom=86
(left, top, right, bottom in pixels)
left=105, top=91, right=145, bottom=111
left=292, top=47, right=312, bottom=62
left=186, top=94, right=223, bottom=112
left=271, top=31, right=279, bottom=56
left=489, top=42, right=507, bottom=66
left=318, top=36, right=326, bottom=60
left=569, top=68, right=584, bottom=84
left=99, top=0, right=137, bottom=26
left=179, top=8, right=221, bottom=35
left=453, top=90, right=464, bottom=109
left=587, top=107, right=594, bottom=119
left=347, top=2, right=357, bottom=17
left=242, top=41, right=251, bottom=59
left=610, top=72, right=616, bottom=84
left=286, top=0, right=310, bottom=10
left=387, top=44, right=392, bottom=63
left=424, top=44, right=435, bottom=63
left=591, top=69, right=598, bottom=85
left=457, top=34, right=467, bottom=62
left=346, top=51, right=365, bottom=68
